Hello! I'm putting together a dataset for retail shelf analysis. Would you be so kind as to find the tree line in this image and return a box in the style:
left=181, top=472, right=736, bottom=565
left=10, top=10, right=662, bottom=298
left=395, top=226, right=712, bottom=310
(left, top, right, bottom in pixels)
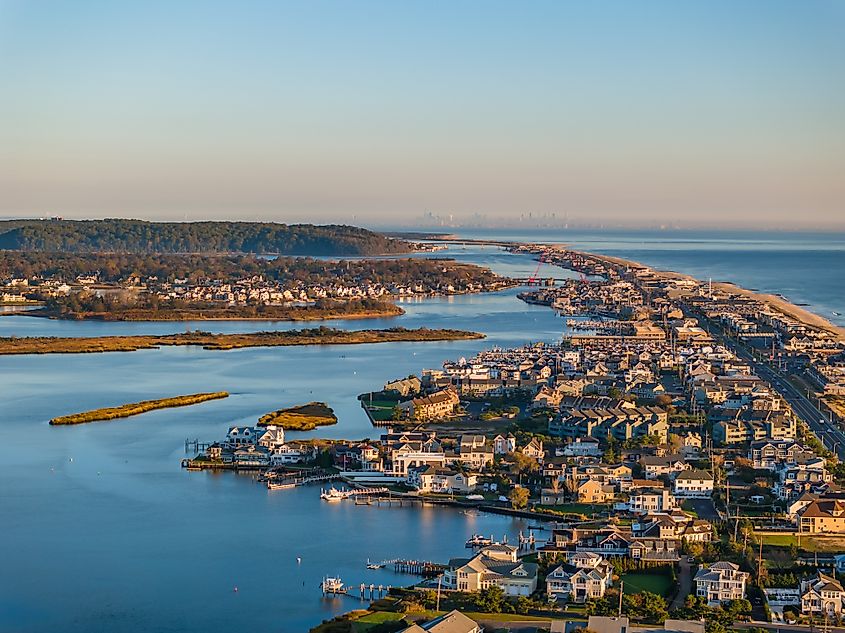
left=0, top=219, right=412, bottom=255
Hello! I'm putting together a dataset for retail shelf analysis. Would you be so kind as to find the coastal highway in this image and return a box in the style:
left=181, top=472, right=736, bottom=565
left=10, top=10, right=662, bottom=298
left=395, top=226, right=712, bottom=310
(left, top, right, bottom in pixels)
left=695, top=311, right=845, bottom=461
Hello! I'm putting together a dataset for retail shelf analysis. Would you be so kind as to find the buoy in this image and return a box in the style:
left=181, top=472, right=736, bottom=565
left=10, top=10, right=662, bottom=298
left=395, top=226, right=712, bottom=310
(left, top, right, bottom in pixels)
left=233, top=586, right=238, bottom=593
left=297, top=557, right=301, bottom=564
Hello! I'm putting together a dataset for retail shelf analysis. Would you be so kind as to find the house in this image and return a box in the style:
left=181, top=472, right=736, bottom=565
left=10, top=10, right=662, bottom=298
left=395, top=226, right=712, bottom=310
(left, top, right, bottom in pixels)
left=493, top=434, right=517, bottom=455
left=577, top=479, right=616, bottom=504
left=545, top=552, right=613, bottom=602
left=457, top=435, right=494, bottom=469
left=398, top=610, right=481, bottom=633
left=694, top=562, right=748, bottom=606
left=445, top=544, right=538, bottom=596
left=750, top=440, right=815, bottom=470
left=224, top=426, right=261, bottom=448
left=384, top=376, right=422, bottom=397
left=641, top=455, right=689, bottom=480
left=800, top=571, right=845, bottom=615
left=407, top=465, right=478, bottom=494
left=397, top=388, right=460, bottom=420
left=799, top=499, right=845, bottom=534
left=626, top=488, right=677, bottom=514
left=560, top=436, right=602, bottom=458
left=522, top=438, right=544, bottom=461
left=673, top=470, right=714, bottom=498
left=257, top=425, right=285, bottom=451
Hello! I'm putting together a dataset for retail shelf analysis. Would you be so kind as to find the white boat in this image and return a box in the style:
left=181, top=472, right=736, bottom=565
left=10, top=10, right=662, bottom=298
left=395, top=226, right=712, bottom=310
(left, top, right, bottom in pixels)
left=267, top=481, right=295, bottom=490
left=320, top=487, right=349, bottom=502
left=465, top=534, right=493, bottom=548
left=321, top=576, right=346, bottom=594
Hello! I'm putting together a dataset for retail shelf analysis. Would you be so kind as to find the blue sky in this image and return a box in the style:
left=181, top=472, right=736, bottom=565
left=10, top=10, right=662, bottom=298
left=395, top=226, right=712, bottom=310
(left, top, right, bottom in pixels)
left=1, top=0, right=843, bottom=228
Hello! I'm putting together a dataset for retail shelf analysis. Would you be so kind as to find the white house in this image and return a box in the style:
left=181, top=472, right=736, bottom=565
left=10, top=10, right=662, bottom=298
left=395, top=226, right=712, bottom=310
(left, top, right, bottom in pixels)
left=673, top=470, right=714, bottom=498
left=546, top=552, right=613, bottom=603
left=694, top=562, right=748, bottom=606
left=801, top=571, right=845, bottom=615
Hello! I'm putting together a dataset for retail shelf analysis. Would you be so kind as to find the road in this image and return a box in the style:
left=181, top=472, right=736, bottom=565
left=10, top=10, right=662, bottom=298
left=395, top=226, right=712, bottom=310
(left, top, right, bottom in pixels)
left=695, top=312, right=845, bottom=461
left=735, top=621, right=845, bottom=633
left=670, top=557, right=693, bottom=610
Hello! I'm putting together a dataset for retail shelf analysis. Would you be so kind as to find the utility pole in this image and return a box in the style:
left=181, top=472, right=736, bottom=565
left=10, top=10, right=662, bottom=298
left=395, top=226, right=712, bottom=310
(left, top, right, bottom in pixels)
left=757, top=538, right=764, bottom=586
left=618, top=580, right=624, bottom=617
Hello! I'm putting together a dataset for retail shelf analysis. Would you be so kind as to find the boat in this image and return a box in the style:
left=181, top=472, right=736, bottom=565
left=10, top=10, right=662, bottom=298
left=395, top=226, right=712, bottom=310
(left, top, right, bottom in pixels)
left=366, top=559, right=384, bottom=569
left=320, top=487, right=350, bottom=502
left=465, top=534, right=493, bottom=548
left=321, top=576, right=346, bottom=594
left=267, top=481, right=295, bottom=490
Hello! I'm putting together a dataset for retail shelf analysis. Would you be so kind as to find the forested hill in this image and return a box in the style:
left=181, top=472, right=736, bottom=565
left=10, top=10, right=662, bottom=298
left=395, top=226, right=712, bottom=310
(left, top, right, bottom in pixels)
left=0, top=220, right=412, bottom=255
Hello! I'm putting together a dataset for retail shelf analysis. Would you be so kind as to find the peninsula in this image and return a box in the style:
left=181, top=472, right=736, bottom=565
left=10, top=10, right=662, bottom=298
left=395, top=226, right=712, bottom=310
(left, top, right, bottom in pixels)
left=49, top=392, right=229, bottom=425
left=0, top=327, right=485, bottom=355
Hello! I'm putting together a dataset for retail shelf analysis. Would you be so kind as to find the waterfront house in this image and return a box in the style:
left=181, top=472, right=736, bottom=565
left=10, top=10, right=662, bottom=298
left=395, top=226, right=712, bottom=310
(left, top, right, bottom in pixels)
left=694, top=562, right=748, bottom=606
left=445, top=544, right=538, bottom=596
left=257, top=425, right=286, bottom=451
left=407, top=465, right=478, bottom=494
left=384, top=376, right=422, bottom=397
left=397, top=387, right=460, bottom=421
left=224, top=426, right=261, bottom=448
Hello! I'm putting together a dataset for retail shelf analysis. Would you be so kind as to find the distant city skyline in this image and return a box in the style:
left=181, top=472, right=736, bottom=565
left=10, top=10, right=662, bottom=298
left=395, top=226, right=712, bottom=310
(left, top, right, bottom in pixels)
left=1, top=0, right=843, bottom=229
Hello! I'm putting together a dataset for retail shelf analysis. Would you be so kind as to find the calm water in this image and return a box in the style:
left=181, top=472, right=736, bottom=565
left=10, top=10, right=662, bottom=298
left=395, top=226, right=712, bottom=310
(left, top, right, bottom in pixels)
left=2, top=233, right=842, bottom=633
left=0, top=246, right=558, bottom=633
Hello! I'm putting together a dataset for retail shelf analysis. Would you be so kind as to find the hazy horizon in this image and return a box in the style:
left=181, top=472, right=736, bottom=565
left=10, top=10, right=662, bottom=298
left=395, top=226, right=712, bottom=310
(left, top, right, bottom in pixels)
left=2, top=0, right=843, bottom=230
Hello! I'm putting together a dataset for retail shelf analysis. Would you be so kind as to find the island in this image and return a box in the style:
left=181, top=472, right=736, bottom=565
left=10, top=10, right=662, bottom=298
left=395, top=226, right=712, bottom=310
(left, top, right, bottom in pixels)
left=49, top=392, right=229, bottom=425
left=258, top=402, right=338, bottom=430
left=0, top=327, right=485, bottom=355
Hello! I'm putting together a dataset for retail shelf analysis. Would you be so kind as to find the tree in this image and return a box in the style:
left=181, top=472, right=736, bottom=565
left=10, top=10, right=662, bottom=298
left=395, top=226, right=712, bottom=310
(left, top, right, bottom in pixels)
left=472, top=586, right=506, bottom=613
left=508, top=486, right=530, bottom=509
left=623, top=591, right=668, bottom=624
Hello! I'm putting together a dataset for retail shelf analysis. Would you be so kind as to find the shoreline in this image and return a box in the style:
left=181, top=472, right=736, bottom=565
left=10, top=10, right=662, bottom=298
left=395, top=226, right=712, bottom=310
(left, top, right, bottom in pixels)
left=574, top=248, right=845, bottom=341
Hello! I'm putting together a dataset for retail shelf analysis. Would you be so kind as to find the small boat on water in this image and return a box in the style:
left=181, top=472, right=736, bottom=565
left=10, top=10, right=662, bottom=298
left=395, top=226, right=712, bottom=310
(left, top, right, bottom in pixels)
left=321, top=576, right=346, bottom=594
left=267, top=481, right=296, bottom=490
left=465, top=534, right=493, bottom=548
left=320, top=487, right=350, bottom=502
left=366, top=559, right=384, bottom=569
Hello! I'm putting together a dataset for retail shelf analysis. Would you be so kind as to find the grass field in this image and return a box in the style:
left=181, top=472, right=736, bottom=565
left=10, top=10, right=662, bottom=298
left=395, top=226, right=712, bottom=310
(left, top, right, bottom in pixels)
left=351, top=611, right=406, bottom=632
left=620, top=572, right=674, bottom=597
left=759, top=533, right=845, bottom=553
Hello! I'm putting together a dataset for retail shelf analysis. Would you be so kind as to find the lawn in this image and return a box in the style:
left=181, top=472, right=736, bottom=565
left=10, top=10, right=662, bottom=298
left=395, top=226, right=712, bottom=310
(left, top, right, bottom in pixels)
left=759, top=533, right=845, bottom=553
left=352, top=611, right=406, bottom=633
left=620, top=572, right=674, bottom=597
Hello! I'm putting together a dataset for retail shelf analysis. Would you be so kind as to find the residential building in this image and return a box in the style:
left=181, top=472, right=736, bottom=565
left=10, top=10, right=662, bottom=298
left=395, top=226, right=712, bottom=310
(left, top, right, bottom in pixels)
left=546, top=552, right=613, bottom=602
left=694, top=562, right=749, bottom=606
left=673, top=470, right=714, bottom=498
left=800, top=572, right=845, bottom=615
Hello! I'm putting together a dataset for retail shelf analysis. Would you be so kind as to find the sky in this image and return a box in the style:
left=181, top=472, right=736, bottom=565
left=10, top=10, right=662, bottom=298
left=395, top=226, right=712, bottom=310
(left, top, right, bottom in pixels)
left=0, top=0, right=843, bottom=230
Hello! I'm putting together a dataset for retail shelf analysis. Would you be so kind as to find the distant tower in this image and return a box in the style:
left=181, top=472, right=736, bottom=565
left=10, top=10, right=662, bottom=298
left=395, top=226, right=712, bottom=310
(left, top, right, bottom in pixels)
left=708, top=277, right=712, bottom=299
